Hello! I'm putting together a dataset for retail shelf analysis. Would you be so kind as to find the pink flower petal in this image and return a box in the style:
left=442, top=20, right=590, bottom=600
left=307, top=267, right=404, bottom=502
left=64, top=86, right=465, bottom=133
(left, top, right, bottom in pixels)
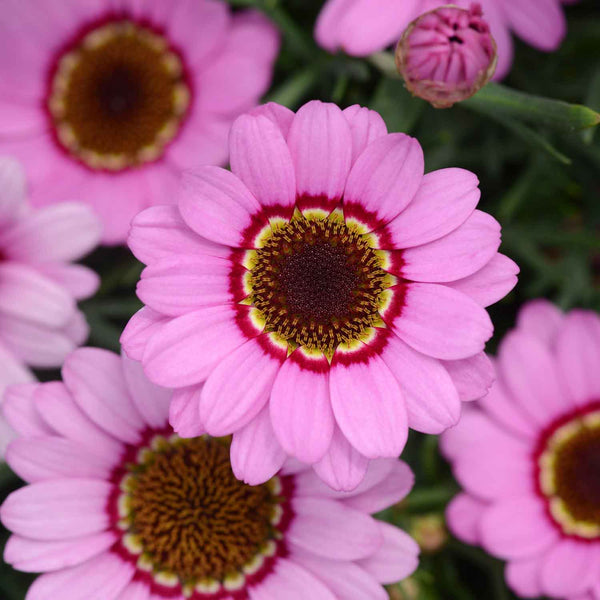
left=25, top=551, right=134, bottom=600
left=442, top=352, right=494, bottom=402
left=498, top=330, right=569, bottom=426
left=0, top=314, right=76, bottom=368
left=357, top=521, right=419, bottom=584
left=62, top=348, right=144, bottom=445
left=516, top=299, right=564, bottom=347
left=38, top=264, right=99, bottom=301
left=480, top=496, right=558, bottom=559
left=344, top=133, right=423, bottom=225
left=115, top=581, right=150, bottom=600
left=401, top=211, right=501, bottom=283
left=137, top=256, right=233, bottom=317
left=287, top=100, right=352, bottom=203
left=200, top=337, right=281, bottom=436
left=0, top=157, right=27, bottom=222
left=168, top=386, right=205, bottom=439
left=541, top=540, right=600, bottom=598
left=1, top=202, right=101, bottom=262
left=248, top=558, right=336, bottom=600
left=382, top=334, right=460, bottom=434
left=249, top=102, right=295, bottom=138
left=1, top=479, right=113, bottom=540
left=4, top=531, right=117, bottom=573
left=179, top=166, right=262, bottom=247
left=6, top=437, right=115, bottom=483
left=502, top=0, right=566, bottom=51
left=270, top=358, right=334, bottom=464
left=128, top=205, right=228, bottom=266
left=34, top=381, right=123, bottom=459
left=445, top=253, right=519, bottom=307
left=230, top=405, right=286, bottom=485
left=295, top=553, right=387, bottom=600
left=478, top=376, right=538, bottom=438
left=383, top=168, right=480, bottom=249
left=121, top=354, right=170, bottom=431
left=330, top=355, right=408, bottom=458
left=342, top=105, right=388, bottom=166
left=313, top=426, right=369, bottom=491
left=196, top=12, right=279, bottom=114
left=142, top=305, right=246, bottom=388
left=343, top=460, right=414, bottom=514
left=0, top=263, right=75, bottom=328
left=392, top=283, right=493, bottom=360
left=505, top=555, right=545, bottom=598
left=555, top=310, right=600, bottom=407
left=230, top=114, right=296, bottom=208
left=446, top=493, right=486, bottom=545
left=120, top=307, right=168, bottom=362
left=289, top=497, right=382, bottom=560
left=2, top=383, right=50, bottom=439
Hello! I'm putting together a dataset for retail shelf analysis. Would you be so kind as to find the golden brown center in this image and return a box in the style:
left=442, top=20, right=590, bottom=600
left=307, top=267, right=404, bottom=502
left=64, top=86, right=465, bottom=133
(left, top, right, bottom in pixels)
left=119, top=436, right=285, bottom=592
left=538, top=410, right=600, bottom=538
left=249, top=213, right=391, bottom=355
left=48, top=20, right=190, bottom=171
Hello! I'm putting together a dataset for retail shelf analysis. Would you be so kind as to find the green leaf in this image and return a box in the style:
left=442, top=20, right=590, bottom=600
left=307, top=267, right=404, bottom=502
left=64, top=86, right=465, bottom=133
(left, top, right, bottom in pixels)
left=371, top=78, right=425, bottom=134
left=464, top=82, right=600, bottom=132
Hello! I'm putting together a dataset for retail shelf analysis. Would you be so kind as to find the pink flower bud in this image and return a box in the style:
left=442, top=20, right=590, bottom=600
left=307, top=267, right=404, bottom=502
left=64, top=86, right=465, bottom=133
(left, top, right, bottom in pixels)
left=395, top=3, right=497, bottom=108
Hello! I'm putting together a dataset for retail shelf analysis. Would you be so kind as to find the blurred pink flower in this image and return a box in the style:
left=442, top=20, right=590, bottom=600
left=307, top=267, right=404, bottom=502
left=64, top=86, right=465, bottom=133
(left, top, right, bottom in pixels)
left=442, top=300, right=600, bottom=599
left=0, top=0, right=279, bottom=244
left=122, top=99, right=518, bottom=491
left=395, top=4, right=497, bottom=108
left=1, top=348, right=419, bottom=600
left=315, top=0, right=573, bottom=79
left=0, top=157, right=100, bottom=455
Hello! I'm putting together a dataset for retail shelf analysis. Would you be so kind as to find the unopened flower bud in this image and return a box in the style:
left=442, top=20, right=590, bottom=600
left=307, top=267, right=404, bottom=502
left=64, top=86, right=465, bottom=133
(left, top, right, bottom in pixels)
left=395, top=3, right=497, bottom=108
left=410, top=513, right=448, bottom=553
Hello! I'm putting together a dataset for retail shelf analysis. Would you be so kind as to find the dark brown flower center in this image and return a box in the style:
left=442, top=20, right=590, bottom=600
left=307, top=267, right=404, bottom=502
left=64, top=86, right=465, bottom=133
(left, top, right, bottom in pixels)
left=249, top=213, right=392, bottom=356
left=48, top=20, right=190, bottom=171
left=117, top=435, right=288, bottom=595
left=538, top=409, right=600, bottom=538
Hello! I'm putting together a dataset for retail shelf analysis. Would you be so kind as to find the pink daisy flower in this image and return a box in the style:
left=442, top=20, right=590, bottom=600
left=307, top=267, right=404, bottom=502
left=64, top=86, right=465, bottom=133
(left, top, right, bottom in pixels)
left=0, top=0, right=279, bottom=244
left=315, top=0, right=574, bottom=79
left=122, top=99, right=518, bottom=491
left=1, top=347, right=419, bottom=600
left=0, top=156, right=100, bottom=455
left=442, top=301, right=600, bottom=599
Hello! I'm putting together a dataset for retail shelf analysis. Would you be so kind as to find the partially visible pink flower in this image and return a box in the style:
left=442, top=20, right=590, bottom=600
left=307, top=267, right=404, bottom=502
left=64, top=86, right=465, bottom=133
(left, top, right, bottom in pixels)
left=122, top=99, right=518, bottom=491
left=0, top=157, right=100, bottom=455
left=315, top=0, right=572, bottom=79
left=442, top=301, right=600, bottom=599
left=0, top=0, right=279, bottom=244
left=395, top=4, right=497, bottom=108
left=1, top=347, right=419, bottom=600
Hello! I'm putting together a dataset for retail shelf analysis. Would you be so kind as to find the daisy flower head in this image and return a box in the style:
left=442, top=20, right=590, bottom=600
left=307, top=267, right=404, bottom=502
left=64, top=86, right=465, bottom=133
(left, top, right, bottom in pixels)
left=442, top=301, right=600, bottom=599
left=0, top=157, right=100, bottom=455
left=123, top=100, right=518, bottom=491
left=315, top=0, right=573, bottom=79
left=1, top=347, right=419, bottom=600
left=0, top=0, right=279, bottom=244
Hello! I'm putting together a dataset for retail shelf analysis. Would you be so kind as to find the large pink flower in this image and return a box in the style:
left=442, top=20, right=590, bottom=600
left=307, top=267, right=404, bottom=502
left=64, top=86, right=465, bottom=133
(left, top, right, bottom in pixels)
left=122, top=100, right=518, bottom=491
left=315, top=0, right=574, bottom=79
left=442, top=301, right=600, bottom=600
left=1, top=347, right=419, bottom=600
left=0, top=157, right=100, bottom=455
left=0, top=0, right=279, bottom=244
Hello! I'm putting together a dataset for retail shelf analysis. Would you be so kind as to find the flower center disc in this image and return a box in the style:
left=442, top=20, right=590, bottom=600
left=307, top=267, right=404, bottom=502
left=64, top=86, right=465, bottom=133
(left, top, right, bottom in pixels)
left=117, top=436, right=288, bottom=595
left=48, top=20, right=190, bottom=171
left=249, top=213, right=390, bottom=355
left=538, top=409, right=600, bottom=538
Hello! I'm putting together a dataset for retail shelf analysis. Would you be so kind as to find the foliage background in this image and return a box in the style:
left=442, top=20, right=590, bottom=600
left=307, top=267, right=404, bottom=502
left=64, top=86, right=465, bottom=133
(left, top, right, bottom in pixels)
left=1, top=0, right=599, bottom=598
